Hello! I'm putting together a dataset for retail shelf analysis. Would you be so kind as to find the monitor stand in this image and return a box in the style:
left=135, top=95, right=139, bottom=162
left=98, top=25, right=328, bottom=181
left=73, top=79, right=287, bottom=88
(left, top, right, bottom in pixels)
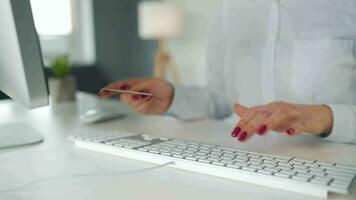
left=0, top=123, right=44, bottom=149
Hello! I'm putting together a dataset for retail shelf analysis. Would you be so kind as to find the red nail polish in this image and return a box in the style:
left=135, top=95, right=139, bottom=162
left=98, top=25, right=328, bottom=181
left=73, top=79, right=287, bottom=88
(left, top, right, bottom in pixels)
left=257, top=125, right=267, bottom=135
left=238, top=132, right=248, bottom=142
left=286, top=128, right=295, bottom=135
left=120, top=84, right=130, bottom=90
left=231, top=127, right=241, bottom=137
left=132, top=94, right=140, bottom=100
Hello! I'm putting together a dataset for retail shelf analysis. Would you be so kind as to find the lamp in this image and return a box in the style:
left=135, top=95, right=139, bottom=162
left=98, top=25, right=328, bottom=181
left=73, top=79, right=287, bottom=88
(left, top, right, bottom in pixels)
left=138, top=1, right=182, bottom=82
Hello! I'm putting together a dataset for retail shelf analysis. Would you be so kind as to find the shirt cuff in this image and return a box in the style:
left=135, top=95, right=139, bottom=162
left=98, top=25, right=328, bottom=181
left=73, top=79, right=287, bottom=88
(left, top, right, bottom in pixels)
left=325, top=104, right=355, bottom=143
left=165, top=84, right=187, bottom=118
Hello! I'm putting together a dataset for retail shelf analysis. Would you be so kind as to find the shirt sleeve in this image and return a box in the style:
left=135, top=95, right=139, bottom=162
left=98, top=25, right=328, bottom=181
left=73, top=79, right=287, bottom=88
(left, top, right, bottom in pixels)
left=165, top=4, right=232, bottom=120
left=324, top=104, right=356, bottom=144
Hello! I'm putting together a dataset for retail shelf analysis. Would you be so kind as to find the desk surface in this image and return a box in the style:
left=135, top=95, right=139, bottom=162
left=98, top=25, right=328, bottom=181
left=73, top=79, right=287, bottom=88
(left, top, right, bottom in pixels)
left=0, top=92, right=355, bottom=200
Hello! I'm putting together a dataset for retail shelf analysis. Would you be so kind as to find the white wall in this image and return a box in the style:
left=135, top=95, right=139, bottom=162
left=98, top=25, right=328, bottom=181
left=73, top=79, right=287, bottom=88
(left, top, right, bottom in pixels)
left=164, top=0, right=220, bottom=86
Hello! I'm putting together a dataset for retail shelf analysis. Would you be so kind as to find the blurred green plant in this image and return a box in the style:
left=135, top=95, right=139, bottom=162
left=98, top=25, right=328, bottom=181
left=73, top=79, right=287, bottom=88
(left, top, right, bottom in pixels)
left=50, top=55, right=72, bottom=79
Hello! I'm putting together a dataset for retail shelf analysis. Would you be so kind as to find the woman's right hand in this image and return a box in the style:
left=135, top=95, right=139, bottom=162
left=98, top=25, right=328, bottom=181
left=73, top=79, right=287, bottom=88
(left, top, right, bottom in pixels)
left=99, top=78, right=174, bottom=115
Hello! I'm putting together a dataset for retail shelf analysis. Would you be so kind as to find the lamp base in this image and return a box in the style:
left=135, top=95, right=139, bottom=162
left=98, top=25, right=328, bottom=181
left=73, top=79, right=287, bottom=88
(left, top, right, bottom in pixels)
left=153, top=38, right=181, bottom=82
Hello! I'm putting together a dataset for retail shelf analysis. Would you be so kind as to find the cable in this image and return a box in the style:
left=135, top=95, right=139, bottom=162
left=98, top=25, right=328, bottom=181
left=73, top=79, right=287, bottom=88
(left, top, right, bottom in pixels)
left=0, top=161, right=175, bottom=193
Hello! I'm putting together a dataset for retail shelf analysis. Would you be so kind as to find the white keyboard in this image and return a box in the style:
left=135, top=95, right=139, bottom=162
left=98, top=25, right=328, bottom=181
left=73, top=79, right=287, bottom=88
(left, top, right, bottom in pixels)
left=68, top=132, right=356, bottom=198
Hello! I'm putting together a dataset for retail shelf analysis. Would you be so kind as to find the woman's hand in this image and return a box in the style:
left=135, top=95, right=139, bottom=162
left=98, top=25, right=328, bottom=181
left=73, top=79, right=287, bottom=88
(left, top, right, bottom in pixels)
left=99, top=78, right=174, bottom=114
left=231, top=102, right=334, bottom=142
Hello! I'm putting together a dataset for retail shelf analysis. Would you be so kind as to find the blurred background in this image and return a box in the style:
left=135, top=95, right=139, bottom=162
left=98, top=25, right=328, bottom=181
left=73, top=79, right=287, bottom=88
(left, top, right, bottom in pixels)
left=0, top=0, right=220, bottom=100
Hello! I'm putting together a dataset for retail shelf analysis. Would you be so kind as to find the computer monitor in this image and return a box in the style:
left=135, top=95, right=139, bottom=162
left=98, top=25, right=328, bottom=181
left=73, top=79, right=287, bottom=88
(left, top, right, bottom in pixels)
left=0, top=0, right=49, bottom=149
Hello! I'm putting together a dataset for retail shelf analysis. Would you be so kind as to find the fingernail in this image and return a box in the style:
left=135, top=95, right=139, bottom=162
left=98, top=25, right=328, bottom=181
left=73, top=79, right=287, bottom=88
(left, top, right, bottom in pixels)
left=132, top=94, right=140, bottom=100
left=120, top=84, right=131, bottom=90
left=238, top=131, right=248, bottom=142
left=257, top=125, right=267, bottom=135
left=231, top=127, right=241, bottom=137
left=286, top=128, right=295, bottom=135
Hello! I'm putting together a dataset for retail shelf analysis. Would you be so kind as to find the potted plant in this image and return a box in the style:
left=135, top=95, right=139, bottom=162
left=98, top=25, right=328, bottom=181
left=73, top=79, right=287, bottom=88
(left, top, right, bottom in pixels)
left=48, top=55, right=77, bottom=103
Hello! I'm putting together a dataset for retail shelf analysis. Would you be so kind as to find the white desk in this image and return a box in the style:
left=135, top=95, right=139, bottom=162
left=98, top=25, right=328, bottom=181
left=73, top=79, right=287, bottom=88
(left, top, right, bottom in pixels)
left=0, top=92, right=355, bottom=200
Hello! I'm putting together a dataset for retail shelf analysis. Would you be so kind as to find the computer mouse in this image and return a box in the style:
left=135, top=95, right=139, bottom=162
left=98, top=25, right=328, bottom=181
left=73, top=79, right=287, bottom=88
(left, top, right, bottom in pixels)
left=80, top=108, right=126, bottom=124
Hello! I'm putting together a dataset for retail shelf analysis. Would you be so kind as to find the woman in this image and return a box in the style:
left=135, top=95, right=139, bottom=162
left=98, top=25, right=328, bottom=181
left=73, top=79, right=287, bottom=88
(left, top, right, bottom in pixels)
left=100, top=0, right=356, bottom=144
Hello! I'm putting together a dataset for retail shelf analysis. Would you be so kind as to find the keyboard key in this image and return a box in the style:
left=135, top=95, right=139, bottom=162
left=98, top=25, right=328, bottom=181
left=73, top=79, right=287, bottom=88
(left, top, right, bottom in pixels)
left=185, top=156, right=197, bottom=161
left=159, top=137, right=170, bottom=141
left=326, top=169, right=355, bottom=178
left=316, top=161, right=335, bottom=168
left=278, top=166, right=292, bottom=171
left=241, top=166, right=257, bottom=172
left=196, top=155, right=207, bottom=159
left=199, top=147, right=211, bottom=151
left=207, top=157, right=220, bottom=162
left=290, top=158, right=305, bottom=165
left=275, top=157, right=291, bottom=163
left=263, top=160, right=277, bottom=165
left=249, top=158, right=263, bottom=163
left=249, top=164, right=263, bottom=170
left=335, top=164, right=356, bottom=171
left=310, top=171, right=327, bottom=177
left=291, top=176, right=309, bottom=182
left=235, top=158, right=248, bottom=163
left=274, top=172, right=291, bottom=179
left=173, top=154, right=184, bottom=159
left=295, top=173, right=313, bottom=180
left=212, top=161, right=226, bottom=166
left=311, top=176, right=331, bottom=185
left=279, top=170, right=296, bottom=176
left=226, top=164, right=242, bottom=169
left=328, top=174, right=354, bottom=182
left=221, top=159, right=234, bottom=164
left=249, top=161, right=262, bottom=166
left=257, top=169, right=273, bottom=175
left=149, top=150, right=159, bottom=154
left=198, top=159, right=211, bottom=164
left=264, top=167, right=280, bottom=173
left=330, top=180, right=350, bottom=188
left=209, top=154, right=221, bottom=159
left=138, top=148, right=148, bottom=152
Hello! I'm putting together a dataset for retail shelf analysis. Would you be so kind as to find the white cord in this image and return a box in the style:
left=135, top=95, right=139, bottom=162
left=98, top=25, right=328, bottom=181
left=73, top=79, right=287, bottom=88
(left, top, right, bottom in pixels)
left=0, top=161, right=175, bottom=193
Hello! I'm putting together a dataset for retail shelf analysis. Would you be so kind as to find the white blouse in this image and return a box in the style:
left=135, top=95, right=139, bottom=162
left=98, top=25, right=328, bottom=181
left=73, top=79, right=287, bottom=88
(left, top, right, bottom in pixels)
left=167, top=0, right=356, bottom=144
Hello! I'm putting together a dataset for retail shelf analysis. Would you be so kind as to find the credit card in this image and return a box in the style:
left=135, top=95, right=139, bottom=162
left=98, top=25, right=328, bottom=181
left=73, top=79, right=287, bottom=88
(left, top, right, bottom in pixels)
left=101, top=88, right=153, bottom=96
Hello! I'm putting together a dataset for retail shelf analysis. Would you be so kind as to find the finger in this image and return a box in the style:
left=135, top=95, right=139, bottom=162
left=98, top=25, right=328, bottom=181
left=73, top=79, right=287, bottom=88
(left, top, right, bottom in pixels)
left=235, top=109, right=258, bottom=142
left=121, top=93, right=146, bottom=108
left=120, top=93, right=133, bottom=104
left=134, top=100, right=154, bottom=114
left=99, top=83, right=131, bottom=98
left=129, top=82, right=154, bottom=98
left=264, top=109, right=290, bottom=132
left=283, top=120, right=307, bottom=137
left=99, top=78, right=145, bottom=98
left=130, top=95, right=145, bottom=107
left=246, top=110, right=271, bottom=136
left=233, top=109, right=255, bottom=137
left=234, top=103, right=248, bottom=117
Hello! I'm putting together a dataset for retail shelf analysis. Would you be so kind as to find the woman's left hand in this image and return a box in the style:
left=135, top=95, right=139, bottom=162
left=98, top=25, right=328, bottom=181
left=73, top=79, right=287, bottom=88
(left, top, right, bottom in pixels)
left=231, top=101, right=334, bottom=142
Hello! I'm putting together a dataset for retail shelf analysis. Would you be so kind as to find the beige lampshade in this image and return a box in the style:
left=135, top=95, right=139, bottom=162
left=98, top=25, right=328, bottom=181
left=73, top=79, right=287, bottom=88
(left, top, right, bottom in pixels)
left=138, top=1, right=182, bottom=39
